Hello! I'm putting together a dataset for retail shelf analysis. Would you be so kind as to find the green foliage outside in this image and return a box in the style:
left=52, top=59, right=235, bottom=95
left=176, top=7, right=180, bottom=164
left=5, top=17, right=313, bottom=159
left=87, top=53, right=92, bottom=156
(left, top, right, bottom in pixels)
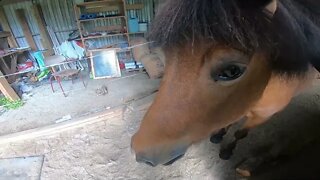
left=0, top=97, right=24, bottom=110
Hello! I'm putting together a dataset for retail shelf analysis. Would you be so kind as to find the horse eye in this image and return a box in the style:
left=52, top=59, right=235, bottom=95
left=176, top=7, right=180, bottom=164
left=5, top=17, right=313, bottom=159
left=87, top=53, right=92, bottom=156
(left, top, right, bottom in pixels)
left=212, top=64, right=247, bottom=81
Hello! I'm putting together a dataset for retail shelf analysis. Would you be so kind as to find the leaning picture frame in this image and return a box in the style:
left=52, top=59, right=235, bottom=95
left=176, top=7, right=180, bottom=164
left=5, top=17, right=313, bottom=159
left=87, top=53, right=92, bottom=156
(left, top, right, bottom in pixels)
left=89, top=49, right=121, bottom=79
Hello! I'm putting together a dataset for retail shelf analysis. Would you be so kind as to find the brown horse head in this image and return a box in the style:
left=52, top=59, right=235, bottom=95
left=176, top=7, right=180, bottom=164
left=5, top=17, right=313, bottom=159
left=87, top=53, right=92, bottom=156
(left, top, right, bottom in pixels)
left=131, top=0, right=315, bottom=166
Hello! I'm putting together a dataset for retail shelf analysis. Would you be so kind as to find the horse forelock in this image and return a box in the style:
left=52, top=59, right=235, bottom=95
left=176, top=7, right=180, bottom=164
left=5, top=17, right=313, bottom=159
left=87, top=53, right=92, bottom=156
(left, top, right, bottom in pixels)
left=149, top=0, right=272, bottom=51
left=149, top=0, right=320, bottom=76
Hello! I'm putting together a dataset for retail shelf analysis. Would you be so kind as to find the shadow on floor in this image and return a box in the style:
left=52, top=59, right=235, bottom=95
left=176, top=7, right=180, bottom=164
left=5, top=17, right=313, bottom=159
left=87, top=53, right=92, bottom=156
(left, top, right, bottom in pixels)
left=213, top=86, right=320, bottom=179
left=252, top=139, right=320, bottom=179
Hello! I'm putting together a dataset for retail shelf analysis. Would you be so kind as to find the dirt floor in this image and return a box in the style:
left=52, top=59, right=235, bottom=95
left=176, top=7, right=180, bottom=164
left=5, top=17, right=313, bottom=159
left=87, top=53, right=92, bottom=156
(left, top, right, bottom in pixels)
left=0, top=72, right=160, bottom=136
left=0, top=77, right=320, bottom=179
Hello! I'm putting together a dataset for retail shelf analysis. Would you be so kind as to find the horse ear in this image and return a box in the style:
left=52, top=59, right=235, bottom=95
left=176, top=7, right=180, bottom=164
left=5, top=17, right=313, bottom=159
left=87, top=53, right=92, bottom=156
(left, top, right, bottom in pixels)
left=264, top=0, right=277, bottom=16
left=239, top=0, right=277, bottom=16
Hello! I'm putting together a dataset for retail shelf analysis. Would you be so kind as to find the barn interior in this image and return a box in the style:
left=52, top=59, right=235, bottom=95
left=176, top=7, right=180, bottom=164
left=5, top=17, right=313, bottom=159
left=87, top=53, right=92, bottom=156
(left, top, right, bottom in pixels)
left=0, top=0, right=320, bottom=179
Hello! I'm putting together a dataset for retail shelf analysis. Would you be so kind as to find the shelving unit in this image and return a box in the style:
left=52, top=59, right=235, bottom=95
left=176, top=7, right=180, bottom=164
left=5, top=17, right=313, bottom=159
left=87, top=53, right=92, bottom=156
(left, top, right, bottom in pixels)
left=74, top=0, right=146, bottom=51
left=74, top=0, right=130, bottom=52
left=74, top=0, right=147, bottom=75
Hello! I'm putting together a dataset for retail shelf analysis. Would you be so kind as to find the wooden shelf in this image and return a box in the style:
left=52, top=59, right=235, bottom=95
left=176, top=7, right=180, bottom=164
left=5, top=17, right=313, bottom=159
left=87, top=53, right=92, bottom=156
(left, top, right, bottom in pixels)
left=0, top=31, right=11, bottom=38
left=82, top=32, right=146, bottom=40
left=76, top=0, right=123, bottom=7
left=79, top=15, right=126, bottom=22
left=88, top=48, right=130, bottom=53
left=126, top=4, right=144, bottom=10
left=128, top=32, right=146, bottom=35
left=83, top=33, right=128, bottom=40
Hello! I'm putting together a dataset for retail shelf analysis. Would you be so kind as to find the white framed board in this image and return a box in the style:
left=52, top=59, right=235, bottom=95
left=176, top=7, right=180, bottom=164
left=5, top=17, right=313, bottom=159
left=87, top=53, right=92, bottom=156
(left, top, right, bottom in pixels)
left=89, top=49, right=121, bottom=79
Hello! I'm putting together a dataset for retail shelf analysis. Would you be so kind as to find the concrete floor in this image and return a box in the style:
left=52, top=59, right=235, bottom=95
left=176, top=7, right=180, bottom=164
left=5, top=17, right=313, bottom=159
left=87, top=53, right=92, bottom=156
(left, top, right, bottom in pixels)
left=0, top=156, right=44, bottom=180
left=0, top=75, right=319, bottom=179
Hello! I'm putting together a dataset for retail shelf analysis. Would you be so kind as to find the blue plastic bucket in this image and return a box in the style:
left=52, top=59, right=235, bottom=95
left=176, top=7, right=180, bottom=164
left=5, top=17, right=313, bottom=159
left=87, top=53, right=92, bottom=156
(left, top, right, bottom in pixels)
left=128, top=18, right=139, bottom=33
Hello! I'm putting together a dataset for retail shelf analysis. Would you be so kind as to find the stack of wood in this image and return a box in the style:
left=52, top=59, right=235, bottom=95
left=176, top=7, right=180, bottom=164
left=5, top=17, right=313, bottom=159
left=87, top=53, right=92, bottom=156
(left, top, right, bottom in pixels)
left=131, top=38, right=165, bottom=79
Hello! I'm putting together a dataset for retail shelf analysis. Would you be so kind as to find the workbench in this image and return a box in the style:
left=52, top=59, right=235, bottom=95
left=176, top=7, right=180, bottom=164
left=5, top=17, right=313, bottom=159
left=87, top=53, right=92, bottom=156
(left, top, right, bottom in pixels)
left=0, top=48, right=31, bottom=83
left=0, top=48, right=30, bottom=101
left=0, top=31, right=27, bottom=101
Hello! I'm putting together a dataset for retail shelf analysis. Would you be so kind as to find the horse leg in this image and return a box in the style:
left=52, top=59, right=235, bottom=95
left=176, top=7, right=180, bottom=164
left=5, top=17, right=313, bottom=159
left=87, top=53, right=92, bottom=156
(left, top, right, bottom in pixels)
left=219, top=128, right=249, bottom=160
left=219, top=112, right=270, bottom=160
left=210, top=125, right=231, bottom=144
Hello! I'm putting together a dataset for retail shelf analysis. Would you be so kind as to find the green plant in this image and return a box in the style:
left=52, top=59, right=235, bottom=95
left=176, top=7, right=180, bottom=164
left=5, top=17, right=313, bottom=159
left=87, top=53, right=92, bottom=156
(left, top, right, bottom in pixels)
left=0, top=97, right=24, bottom=110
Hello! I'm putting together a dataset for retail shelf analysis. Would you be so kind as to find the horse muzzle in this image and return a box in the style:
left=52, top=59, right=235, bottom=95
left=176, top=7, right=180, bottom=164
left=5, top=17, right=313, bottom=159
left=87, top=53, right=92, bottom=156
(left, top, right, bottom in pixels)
left=131, top=138, right=188, bottom=167
left=135, top=150, right=186, bottom=167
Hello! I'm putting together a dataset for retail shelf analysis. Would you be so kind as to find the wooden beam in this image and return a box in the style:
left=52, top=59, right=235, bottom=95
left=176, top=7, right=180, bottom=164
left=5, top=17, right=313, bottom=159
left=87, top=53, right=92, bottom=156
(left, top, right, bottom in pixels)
left=0, top=107, right=123, bottom=145
left=0, top=55, right=18, bottom=83
left=81, top=3, right=144, bottom=13
left=0, top=31, right=10, bottom=38
left=32, top=4, right=54, bottom=57
left=15, top=9, right=37, bottom=50
left=0, top=7, right=18, bottom=48
left=85, top=6, right=120, bottom=13
left=0, top=0, right=31, bottom=6
left=76, top=0, right=122, bottom=7
left=126, top=4, right=144, bottom=10
left=82, top=1, right=122, bottom=13
left=93, top=25, right=123, bottom=32
left=0, top=70, right=19, bottom=101
left=0, top=58, right=11, bottom=74
left=8, top=55, right=17, bottom=83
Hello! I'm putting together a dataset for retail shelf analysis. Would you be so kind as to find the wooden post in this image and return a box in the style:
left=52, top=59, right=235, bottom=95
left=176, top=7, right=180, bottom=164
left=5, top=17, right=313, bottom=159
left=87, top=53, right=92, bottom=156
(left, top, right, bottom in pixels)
left=15, top=9, right=37, bottom=50
left=32, top=4, right=54, bottom=57
left=0, top=56, right=17, bottom=84
left=0, top=71, right=20, bottom=101
left=0, top=7, right=18, bottom=48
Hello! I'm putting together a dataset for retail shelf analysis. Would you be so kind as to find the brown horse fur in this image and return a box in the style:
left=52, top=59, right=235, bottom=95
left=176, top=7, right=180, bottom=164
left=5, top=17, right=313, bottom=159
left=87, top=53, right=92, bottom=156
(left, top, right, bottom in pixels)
left=131, top=0, right=320, bottom=167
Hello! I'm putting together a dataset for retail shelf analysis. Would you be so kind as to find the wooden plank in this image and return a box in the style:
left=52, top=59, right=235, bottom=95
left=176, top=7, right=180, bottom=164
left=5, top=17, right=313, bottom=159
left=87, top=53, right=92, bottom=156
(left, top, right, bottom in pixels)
left=76, top=0, right=122, bottom=7
left=122, top=0, right=129, bottom=44
left=0, top=48, right=30, bottom=58
left=85, top=6, right=120, bottom=13
left=126, top=4, right=144, bottom=10
left=79, top=15, right=125, bottom=22
left=0, top=106, right=123, bottom=145
left=93, top=25, right=123, bottom=32
left=32, top=4, right=54, bottom=57
left=0, top=70, right=19, bottom=101
left=0, top=7, right=18, bottom=48
left=74, top=5, right=85, bottom=53
left=0, top=57, right=10, bottom=74
left=0, top=31, right=11, bottom=38
left=85, top=1, right=122, bottom=8
left=0, top=37, right=9, bottom=49
left=15, top=9, right=37, bottom=50
left=0, top=55, right=17, bottom=83
left=8, top=54, right=17, bottom=83
left=78, top=3, right=143, bottom=13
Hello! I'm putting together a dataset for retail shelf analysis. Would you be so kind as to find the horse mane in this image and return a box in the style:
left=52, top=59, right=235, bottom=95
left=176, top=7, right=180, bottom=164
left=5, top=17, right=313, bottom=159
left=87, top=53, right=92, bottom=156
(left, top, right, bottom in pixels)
left=149, top=0, right=320, bottom=76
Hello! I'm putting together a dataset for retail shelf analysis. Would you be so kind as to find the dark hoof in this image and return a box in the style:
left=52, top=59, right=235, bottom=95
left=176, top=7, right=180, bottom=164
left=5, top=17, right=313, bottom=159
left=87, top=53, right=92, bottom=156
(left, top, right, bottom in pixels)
left=210, top=134, right=224, bottom=144
left=219, top=149, right=233, bottom=160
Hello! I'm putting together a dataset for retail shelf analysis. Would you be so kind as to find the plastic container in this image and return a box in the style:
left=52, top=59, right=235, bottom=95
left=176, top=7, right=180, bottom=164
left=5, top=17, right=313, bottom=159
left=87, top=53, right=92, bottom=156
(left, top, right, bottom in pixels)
left=139, top=22, right=148, bottom=32
left=128, top=18, right=139, bottom=33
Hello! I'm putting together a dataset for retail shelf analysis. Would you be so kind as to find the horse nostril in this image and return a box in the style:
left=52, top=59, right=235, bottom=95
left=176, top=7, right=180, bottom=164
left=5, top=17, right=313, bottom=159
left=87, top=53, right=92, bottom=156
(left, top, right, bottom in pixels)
left=144, top=160, right=156, bottom=167
left=136, top=155, right=157, bottom=167
left=163, top=154, right=185, bottom=166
